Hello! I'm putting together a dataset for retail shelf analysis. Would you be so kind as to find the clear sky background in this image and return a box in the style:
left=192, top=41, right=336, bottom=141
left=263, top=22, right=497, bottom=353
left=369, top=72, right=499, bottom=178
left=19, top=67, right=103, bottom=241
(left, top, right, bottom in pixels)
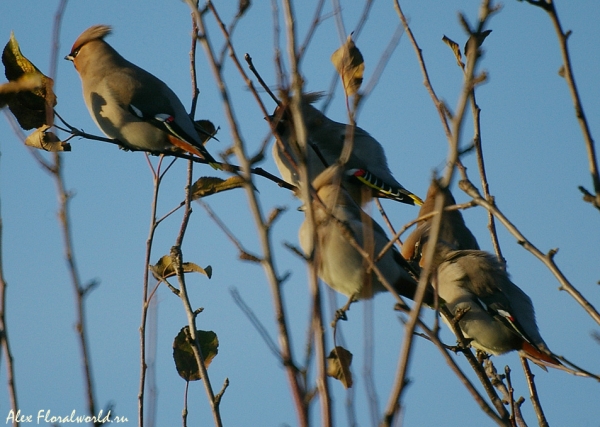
left=1, top=1, right=599, bottom=426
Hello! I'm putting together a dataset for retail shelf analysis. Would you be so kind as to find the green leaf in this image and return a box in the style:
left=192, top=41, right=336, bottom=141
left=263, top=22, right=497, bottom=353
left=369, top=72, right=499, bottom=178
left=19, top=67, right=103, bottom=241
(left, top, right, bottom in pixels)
left=2, top=32, right=57, bottom=130
left=173, top=327, right=219, bottom=381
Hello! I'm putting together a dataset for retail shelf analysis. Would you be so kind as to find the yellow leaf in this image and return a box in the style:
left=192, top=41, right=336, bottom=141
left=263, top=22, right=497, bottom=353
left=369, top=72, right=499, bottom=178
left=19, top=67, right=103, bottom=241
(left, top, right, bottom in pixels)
left=173, top=327, right=219, bottom=381
left=0, top=74, right=42, bottom=94
left=442, top=35, right=464, bottom=70
left=191, top=176, right=246, bottom=200
left=331, top=35, right=364, bottom=97
left=150, top=255, right=212, bottom=280
left=2, top=32, right=57, bottom=129
left=24, top=125, right=71, bottom=152
left=326, top=346, right=353, bottom=388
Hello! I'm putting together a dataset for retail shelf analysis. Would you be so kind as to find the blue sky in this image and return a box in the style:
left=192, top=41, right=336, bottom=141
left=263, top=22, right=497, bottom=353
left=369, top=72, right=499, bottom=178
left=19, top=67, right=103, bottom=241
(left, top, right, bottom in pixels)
left=1, top=1, right=599, bottom=426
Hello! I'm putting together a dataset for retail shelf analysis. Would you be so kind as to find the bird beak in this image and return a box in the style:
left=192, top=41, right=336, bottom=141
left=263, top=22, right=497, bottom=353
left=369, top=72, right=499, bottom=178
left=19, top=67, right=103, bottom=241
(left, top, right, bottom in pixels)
left=64, top=54, right=74, bottom=62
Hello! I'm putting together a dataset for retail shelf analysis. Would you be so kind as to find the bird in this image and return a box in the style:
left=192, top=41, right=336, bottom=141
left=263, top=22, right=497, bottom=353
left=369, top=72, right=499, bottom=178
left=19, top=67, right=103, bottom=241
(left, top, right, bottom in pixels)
left=65, top=25, right=219, bottom=167
left=402, top=182, right=560, bottom=368
left=298, top=164, right=433, bottom=304
left=434, top=247, right=560, bottom=368
left=402, top=181, right=480, bottom=265
left=270, top=93, right=422, bottom=207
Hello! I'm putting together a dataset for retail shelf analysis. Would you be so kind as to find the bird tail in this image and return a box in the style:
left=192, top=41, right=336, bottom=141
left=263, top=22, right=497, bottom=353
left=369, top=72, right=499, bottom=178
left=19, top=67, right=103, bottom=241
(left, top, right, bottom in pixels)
left=151, top=112, right=220, bottom=170
left=348, top=169, right=423, bottom=206
left=521, top=343, right=600, bottom=379
left=520, top=341, right=561, bottom=371
left=166, top=135, right=221, bottom=170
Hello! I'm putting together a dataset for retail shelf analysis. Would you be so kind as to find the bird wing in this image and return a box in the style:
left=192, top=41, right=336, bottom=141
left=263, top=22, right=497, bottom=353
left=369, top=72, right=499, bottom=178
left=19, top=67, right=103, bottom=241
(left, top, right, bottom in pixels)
left=106, top=65, right=218, bottom=164
left=449, top=250, right=549, bottom=352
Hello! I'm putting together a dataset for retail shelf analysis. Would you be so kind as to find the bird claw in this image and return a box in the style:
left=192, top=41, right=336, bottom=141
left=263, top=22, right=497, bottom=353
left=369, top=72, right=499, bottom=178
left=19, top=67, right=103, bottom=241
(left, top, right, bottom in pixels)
left=334, top=308, right=348, bottom=322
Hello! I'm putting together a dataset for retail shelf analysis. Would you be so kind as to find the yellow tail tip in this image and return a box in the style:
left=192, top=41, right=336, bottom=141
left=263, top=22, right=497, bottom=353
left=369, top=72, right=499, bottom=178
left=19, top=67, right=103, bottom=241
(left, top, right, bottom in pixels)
left=411, top=193, right=424, bottom=206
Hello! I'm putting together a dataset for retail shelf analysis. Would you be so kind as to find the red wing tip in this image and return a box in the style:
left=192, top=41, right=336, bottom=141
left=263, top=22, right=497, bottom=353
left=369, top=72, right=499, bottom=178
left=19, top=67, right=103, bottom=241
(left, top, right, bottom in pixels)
left=348, top=168, right=365, bottom=177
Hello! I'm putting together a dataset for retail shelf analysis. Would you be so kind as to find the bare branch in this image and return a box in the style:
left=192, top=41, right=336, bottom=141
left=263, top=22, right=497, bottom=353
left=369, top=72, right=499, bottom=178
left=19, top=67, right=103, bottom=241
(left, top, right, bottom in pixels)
left=190, top=1, right=311, bottom=424
left=459, top=178, right=600, bottom=325
left=520, top=357, right=549, bottom=427
left=521, top=0, right=600, bottom=210
left=230, top=287, right=282, bottom=361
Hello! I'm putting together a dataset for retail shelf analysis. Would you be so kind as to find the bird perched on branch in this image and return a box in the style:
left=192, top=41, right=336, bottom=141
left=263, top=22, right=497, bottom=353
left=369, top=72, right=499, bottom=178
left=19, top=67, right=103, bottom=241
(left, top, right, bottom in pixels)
left=65, top=25, right=219, bottom=167
left=402, top=182, right=480, bottom=264
left=403, top=181, right=560, bottom=369
left=299, top=164, right=433, bottom=305
left=270, top=93, right=422, bottom=207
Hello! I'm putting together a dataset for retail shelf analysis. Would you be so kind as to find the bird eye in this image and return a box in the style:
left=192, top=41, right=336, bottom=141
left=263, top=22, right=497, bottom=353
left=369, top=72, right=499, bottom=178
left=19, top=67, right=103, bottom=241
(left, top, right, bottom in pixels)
left=70, top=48, right=80, bottom=58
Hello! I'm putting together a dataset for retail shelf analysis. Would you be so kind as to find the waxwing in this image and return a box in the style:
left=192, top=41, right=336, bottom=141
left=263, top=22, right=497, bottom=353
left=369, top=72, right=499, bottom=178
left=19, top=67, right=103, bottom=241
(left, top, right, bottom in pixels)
left=402, top=183, right=559, bottom=368
left=402, top=181, right=480, bottom=264
left=66, top=25, right=218, bottom=166
left=434, top=247, right=560, bottom=368
left=298, top=164, right=433, bottom=304
left=270, top=94, right=422, bottom=207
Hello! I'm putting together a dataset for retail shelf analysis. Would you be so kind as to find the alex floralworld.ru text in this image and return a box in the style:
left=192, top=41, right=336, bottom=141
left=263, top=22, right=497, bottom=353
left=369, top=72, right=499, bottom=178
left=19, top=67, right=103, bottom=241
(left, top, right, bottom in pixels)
left=6, top=409, right=129, bottom=424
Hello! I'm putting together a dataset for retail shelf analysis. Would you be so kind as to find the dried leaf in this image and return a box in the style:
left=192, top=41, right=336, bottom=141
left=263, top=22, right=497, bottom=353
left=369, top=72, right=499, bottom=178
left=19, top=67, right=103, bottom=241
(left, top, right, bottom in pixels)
left=266, top=206, right=286, bottom=227
left=442, top=35, right=464, bottom=70
left=238, top=251, right=261, bottom=263
left=237, top=0, right=251, bottom=17
left=331, top=35, right=364, bottom=97
left=173, top=327, right=219, bottom=381
left=2, top=32, right=57, bottom=129
left=326, top=346, right=353, bottom=388
left=0, top=73, right=42, bottom=94
left=194, top=119, right=217, bottom=144
left=24, top=125, right=71, bottom=152
left=191, top=175, right=246, bottom=200
left=150, top=254, right=212, bottom=279
left=464, top=30, right=493, bottom=60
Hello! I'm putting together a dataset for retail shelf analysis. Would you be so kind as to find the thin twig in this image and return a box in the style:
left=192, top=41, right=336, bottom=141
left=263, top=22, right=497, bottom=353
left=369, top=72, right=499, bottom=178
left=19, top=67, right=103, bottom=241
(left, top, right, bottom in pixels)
left=191, top=2, right=309, bottom=425
left=361, top=24, right=403, bottom=99
left=469, top=87, right=503, bottom=261
left=459, top=178, right=600, bottom=325
left=522, top=0, right=600, bottom=211
left=172, top=161, right=223, bottom=426
left=0, top=173, right=19, bottom=426
left=297, top=0, right=327, bottom=60
left=520, top=357, right=549, bottom=427
left=139, top=154, right=165, bottom=426
left=47, top=1, right=102, bottom=423
left=55, top=111, right=297, bottom=191
left=197, top=200, right=263, bottom=262
left=384, top=3, right=510, bottom=426
left=230, top=288, right=282, bottom=359
left=284, top=0, right=333, bottom=422
left=396, top=307, right=510, bottom=427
